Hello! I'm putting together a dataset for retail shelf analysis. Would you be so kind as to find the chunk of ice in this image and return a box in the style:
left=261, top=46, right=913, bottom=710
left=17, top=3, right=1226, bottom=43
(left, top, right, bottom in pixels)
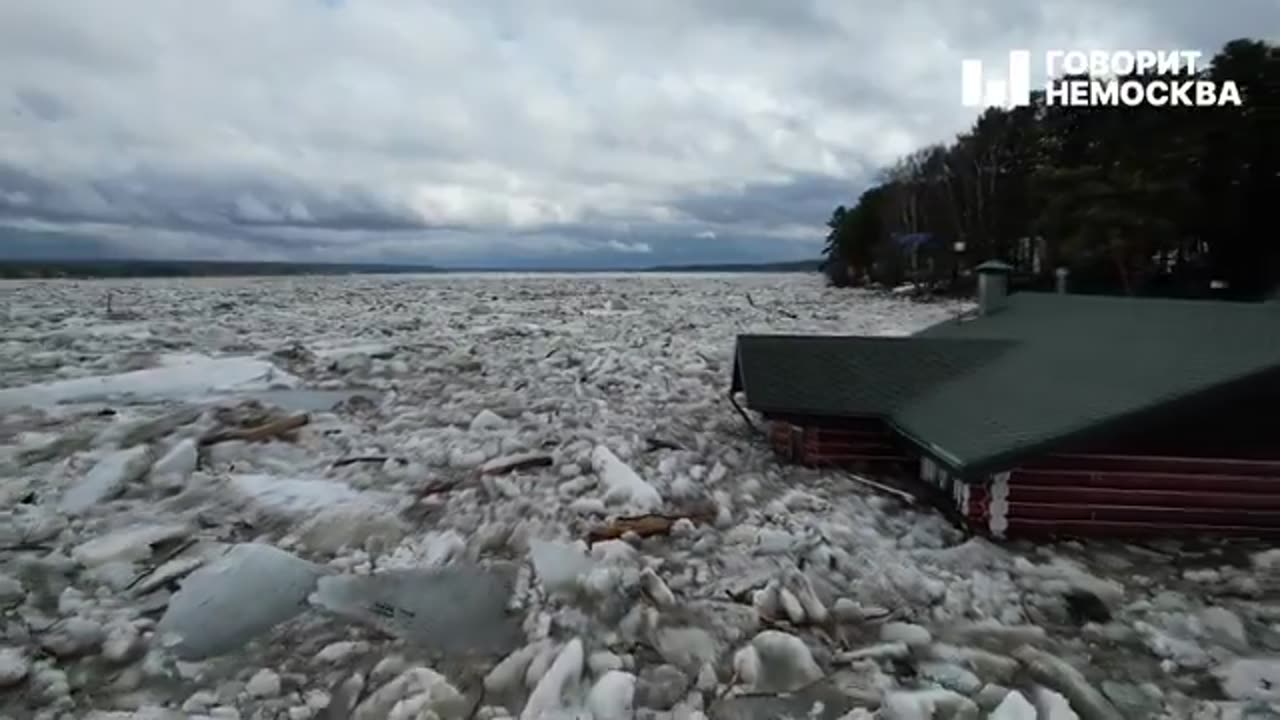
left=229, top=474, right=389, bottom=516
left=0, top=353, right=296, bottom=408
left=591, top=445, right=661, bottom=512
left=309, top=564, right=522, bottom=656
left=61, top=446, right=153, bottom=514
left=72, top=523, right=189, bottom=567
left=157, top=543, right=323, bottom=660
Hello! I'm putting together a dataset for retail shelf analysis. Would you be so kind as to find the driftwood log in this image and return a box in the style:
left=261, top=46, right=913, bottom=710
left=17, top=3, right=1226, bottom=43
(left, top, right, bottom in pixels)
left=587, top=508, right=717, bottom=545
left=331, top=455, right=394, bottom=469
left=200, top=413, right=310, bottom=446
left=480, top=453, right=554, bottom=476
left=645, top=437, right=684, bottom=452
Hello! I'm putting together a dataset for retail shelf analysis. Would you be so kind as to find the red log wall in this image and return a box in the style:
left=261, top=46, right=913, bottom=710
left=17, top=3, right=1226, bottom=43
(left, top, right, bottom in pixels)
left=768, top=419, right=910, bottom=468
left=769, top=421, right=1280, bottom=539
left=965, top=453, right=1280, bottom=538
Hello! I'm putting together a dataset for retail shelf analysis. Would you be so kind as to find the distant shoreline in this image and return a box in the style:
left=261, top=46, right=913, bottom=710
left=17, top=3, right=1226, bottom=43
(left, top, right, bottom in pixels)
left=0, top=258, right=820, bottom=279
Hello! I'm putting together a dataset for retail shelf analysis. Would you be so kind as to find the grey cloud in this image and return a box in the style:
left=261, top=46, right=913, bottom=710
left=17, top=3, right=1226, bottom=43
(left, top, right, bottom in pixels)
left=0, top=0, right=1273, bottom=266
left=673, top=174, right=865, bottom=229
left=0, top=163, right=434, bottom=233
left=2, top=4, right=146, bottom=73
left=14, top=88, right=71, bottom=122
left=0, top=165, right=51, bottom=203
left=231, top=195, right=278, bottom=224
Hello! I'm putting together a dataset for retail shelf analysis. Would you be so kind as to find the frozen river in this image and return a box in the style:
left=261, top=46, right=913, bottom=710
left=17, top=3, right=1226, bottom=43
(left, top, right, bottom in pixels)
left=0, top=273, right=1275, bottom=719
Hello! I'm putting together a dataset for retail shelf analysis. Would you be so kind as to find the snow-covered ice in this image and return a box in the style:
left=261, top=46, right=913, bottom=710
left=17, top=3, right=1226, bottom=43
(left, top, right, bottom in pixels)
left=0, top=272, right=1274, bottom=718
left=71, top=522, right=189, bottom=567
left=591, top=444, right=663, bottom=512
left=228, top=473, right=391, bottom=516
left=990, top=690, right=1037, bottom=720
left=0, top=352, right=297, bottom=408
left=60, top=445, right=155, bottom=514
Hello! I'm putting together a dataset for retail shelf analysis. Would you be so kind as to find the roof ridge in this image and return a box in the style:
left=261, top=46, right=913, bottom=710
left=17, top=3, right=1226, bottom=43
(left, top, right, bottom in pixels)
left=1012, top=291, right=1280, bottom=310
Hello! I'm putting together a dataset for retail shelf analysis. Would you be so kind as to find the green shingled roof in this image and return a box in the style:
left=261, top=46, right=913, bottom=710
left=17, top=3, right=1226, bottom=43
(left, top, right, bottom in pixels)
left=734, top=293, right=1280, bottom=474
left=732, top=335, right=1013, bottom=418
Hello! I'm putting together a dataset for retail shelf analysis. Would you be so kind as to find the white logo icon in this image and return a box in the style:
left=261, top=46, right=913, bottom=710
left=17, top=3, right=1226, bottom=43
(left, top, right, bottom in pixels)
left=961, top=50, right=1032, bottom=108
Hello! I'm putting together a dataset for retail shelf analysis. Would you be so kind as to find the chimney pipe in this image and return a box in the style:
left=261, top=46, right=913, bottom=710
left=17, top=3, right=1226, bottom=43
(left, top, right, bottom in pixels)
left=975, top=260, right=1014, bottom=315
left=1055, top=266, right=1070, bottom=294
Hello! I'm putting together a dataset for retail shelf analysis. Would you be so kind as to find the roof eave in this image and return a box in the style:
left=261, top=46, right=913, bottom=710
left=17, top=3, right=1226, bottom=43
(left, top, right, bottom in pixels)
left=886, top=419, right=970, bottom=474
left=729, top=342, right=744, bottom=396
left=946, top=361, right=1280, bottom=478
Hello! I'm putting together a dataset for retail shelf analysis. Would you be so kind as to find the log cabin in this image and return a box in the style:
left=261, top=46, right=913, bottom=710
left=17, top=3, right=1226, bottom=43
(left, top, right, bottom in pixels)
left=731, top=262, right=1280, bottom=538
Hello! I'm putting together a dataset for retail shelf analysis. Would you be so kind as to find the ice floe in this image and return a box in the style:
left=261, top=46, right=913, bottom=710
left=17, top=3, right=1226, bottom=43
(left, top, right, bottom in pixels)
left=0, top=352, right=297, bottom=408
left=1, top=273, right=1275, bottom=719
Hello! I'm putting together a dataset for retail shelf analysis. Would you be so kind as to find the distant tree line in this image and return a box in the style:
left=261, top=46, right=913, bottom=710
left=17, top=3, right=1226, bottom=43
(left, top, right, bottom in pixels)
left=822, top=39, right=1279, bottom=300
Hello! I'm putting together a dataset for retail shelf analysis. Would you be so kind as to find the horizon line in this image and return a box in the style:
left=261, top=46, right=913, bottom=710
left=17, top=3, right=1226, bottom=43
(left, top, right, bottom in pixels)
left=0, top=255, right=822, bottom=274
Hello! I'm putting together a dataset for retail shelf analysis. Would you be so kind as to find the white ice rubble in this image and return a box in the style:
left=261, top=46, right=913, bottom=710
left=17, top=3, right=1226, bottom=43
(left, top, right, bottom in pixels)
left=591, top=445, right=663, bottom=512
left=1, top=274, right=1277, bottom=719
left=0, top=352, right=298, bottom=408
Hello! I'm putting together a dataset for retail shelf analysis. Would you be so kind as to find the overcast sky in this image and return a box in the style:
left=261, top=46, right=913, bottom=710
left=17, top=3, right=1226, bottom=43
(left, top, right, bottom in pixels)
left=0, top=1, right=1274, bottom=268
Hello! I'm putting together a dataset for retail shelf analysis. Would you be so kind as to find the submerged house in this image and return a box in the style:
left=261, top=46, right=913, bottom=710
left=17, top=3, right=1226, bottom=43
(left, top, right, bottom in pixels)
left=731, top=262, right=1280, bottom=539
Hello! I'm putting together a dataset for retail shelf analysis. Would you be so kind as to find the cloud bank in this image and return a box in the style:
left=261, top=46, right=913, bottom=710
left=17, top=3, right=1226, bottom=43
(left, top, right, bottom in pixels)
left=0, top=0, right=1273, bottom=267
